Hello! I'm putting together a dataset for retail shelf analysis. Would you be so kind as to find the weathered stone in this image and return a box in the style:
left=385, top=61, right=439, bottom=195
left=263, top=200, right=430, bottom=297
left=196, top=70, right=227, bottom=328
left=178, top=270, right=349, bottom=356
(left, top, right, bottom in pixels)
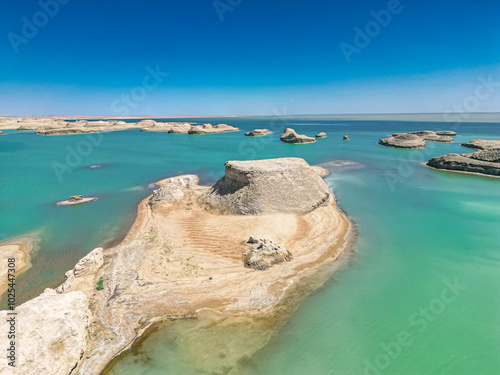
left=244, top=237, right=292, bottom=270
left=379, top=133, right=426, bottom=149
left=427, top=147, right=500, bottom=177
left=188, top=124, right=239, bottom=135
left=461, top=139, right=500, bottom=150
left=203, top=158, right=331, bottom=215
left=0, top=289, right=91, bottom=375
left=150, top=175, right=200, bottom=204
left=280, top=128, right=316, bottom=144
left=245, top=129, right=270, bottom=137
left=315, top=132, right=327, bottom=138
left=436, top=130, right=457, bottom=136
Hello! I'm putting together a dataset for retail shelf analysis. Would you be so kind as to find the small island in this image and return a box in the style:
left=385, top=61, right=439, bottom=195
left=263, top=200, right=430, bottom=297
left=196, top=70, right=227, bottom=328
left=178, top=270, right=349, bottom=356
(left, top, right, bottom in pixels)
left=427, top=139, right=500, bottom=177
left=379, top=130, right=456, bottom=149
left=280, top=128, right=316, bottom=144
left=57, top=195, right=98, bottom=206
left=245, top=129, right=271, bottom=137
left=0, top=158, right=353, bottom=375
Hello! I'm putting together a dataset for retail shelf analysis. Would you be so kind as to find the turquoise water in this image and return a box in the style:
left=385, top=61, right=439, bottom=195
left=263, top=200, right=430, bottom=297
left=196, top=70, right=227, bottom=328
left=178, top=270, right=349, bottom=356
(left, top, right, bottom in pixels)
left=1, top=117, right=500, bottom=374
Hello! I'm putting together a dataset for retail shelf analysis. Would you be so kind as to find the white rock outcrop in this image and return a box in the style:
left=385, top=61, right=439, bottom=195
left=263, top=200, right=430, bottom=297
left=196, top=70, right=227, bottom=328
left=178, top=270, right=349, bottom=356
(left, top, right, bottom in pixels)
left=0, top=289, right=91, bottom=375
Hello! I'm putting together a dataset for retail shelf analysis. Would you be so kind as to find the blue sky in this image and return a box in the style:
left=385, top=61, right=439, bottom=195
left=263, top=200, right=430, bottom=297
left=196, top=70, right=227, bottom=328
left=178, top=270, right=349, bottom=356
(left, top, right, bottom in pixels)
left=1, top=0, right=499, bottom=116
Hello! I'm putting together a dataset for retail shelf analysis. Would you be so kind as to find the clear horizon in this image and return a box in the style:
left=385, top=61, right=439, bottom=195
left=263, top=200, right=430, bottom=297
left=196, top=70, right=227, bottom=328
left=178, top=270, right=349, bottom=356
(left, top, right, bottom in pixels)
left=1, top=0, right=499, bottom=116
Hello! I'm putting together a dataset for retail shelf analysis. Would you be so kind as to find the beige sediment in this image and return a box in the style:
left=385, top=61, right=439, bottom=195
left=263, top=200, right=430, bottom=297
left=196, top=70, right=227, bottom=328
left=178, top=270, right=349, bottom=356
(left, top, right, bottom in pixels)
left=0, top=240, right=34, bottom=297
left=79, top=185, right=350, bottom=373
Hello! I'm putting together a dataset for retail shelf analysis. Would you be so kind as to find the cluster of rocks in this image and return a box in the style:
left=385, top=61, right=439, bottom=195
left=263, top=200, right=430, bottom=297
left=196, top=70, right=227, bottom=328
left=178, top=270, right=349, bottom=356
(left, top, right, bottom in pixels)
left=203, top=157, right=331, bottom=215
left=243, top=236, right=292, bottom=270
left=427, top=139, right=500, bottom=177
left=379, top=130, right=457, bottom=149
left=280, top=128, right=316, bottom=144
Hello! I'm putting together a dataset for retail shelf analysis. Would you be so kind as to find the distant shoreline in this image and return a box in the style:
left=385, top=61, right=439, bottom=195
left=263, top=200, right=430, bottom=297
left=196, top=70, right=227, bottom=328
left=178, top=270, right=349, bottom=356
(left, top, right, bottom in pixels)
left=1, top=113, right=500, bottom=123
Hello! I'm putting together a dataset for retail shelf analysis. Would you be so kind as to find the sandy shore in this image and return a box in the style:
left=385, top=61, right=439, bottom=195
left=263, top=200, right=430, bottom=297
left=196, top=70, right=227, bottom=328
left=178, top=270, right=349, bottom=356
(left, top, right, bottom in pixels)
left=0, top=240, right=34, bottom=297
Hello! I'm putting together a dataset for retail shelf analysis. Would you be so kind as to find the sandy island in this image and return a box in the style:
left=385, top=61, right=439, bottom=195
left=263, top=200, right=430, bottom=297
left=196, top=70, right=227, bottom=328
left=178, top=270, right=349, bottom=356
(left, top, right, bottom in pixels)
left=0, top=158, right=354, bottom=375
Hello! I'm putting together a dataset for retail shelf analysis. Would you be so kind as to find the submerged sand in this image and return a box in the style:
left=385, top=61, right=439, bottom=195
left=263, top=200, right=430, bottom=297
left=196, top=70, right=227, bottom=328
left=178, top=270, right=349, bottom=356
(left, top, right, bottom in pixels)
left=0, top=240, right=34, bottom=297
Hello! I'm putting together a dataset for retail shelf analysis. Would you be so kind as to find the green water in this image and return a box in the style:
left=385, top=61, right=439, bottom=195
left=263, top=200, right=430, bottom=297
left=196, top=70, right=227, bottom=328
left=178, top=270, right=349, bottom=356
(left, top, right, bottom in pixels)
left=1, top=117, right=499, bottom=374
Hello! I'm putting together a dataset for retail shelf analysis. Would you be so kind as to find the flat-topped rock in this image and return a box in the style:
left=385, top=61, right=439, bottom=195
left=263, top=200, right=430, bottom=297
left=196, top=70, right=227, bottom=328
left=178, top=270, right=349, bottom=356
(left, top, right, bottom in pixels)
left=379, top=133, right=426, bottom=149
left=408, top=131, right=454, bottom=143
left=380, top=130, right=455, bottom=149
left=245, top=129, right=270, bottom=137
left=315, top=132, right=327, bottom=138
left=280, top=128, right=316, bottom=144
left=188, top=123, right=239, bottom=135
left=57, top=195, right=97, bottom=206
left=461, top=139, right=500, bottom=150
left=203, top=157, right=331, bottom=215
left=436, top=130, right=457, bottom=136
left=35, top=127, right=103, bottom=136
left=427, top=147, right=500, bottom=177
left=0, top=288, right=91, bottom=375
left=168, top=124, right=192, bottom=133
left=141, top=122, right=192, bottom=132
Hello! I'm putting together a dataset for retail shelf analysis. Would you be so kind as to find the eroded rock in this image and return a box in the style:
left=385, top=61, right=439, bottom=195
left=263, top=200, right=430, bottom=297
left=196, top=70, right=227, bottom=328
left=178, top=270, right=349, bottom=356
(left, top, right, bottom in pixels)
left=244, top=237, right=292, bottom=270
left=203, top=158, right=331, bottom=215
left=280, top=128, right=316, bottom=144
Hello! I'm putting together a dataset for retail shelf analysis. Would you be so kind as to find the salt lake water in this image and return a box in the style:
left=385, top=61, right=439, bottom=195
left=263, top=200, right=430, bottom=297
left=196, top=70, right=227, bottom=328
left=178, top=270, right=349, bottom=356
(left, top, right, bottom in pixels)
left=1, top=116, right=499, bottom=374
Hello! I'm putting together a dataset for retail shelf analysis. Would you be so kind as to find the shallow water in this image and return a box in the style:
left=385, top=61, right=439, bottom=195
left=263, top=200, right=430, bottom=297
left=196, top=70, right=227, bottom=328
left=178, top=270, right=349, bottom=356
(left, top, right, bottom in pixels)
left=1, top=117, right=499, bottom=374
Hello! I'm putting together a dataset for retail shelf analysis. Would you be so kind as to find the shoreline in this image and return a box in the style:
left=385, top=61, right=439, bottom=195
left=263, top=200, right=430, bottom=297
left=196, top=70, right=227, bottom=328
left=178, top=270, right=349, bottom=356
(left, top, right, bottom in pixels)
left=102, top=191, right=357, bottom=374
left=424, top=163, right=500, bottom=179
left=68, top=167, right=354, bottom=374
left=0, top=239, right=35, bottom=297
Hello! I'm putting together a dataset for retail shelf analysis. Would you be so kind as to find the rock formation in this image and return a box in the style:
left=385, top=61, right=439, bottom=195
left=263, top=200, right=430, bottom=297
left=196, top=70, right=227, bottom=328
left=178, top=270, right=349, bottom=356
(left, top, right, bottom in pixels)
left=379, top=133, right=426, bottom=149
left=343, top=135, right=350, bottom=141
left=57, top=195, right=97, bottom=206
left=315, top=132, right=327, bottom=138
left=35, top=128, right=103, bottom=136
left=379, top=130, right=456, bottom=149
left=245, top=129, right=271, bottom=137
left=188, top=124, right=239, bottom=135
left=461, top=139, right=500, bottom=150
left=436, top=130, right=457, bottom=136
left=150, top=175, right=200, bottom=204
left=428, top=141, right=500, bottom=177
left=203, top=158, right=331, bottom=215
left=57, top=248, right=104, bottom=293
left=244, top=237, right=292, bottom=270
left=140, top=122, right=194, bottom=132
left=280, top=128, right=316, bottom=144
left=0, top=289, right=91, bottom=375
left=4, top=158, right=353, bottom=375
left=168, top=124, right=193, bottom=133
left=0, top=131, right=4, bottom=135
left=408, top=131, right=453, bottom=143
